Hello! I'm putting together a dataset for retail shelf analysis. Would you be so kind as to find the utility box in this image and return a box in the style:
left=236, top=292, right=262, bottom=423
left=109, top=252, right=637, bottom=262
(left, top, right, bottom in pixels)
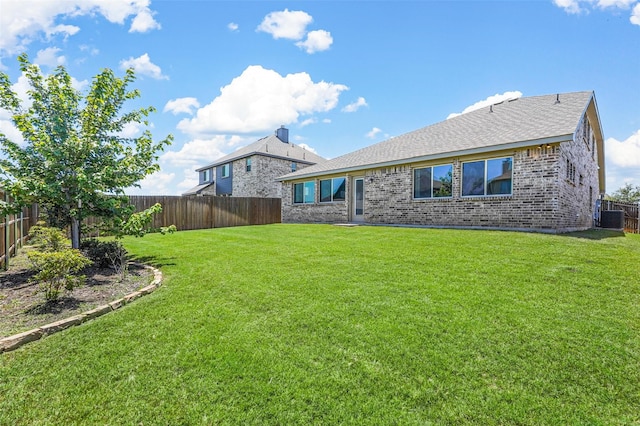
left=601, top=210, right=624, bottom=229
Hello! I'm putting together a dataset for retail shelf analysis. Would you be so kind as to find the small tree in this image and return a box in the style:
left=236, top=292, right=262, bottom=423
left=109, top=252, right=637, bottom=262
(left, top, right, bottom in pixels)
left=608, top=183, right=640, bottom=203
left=0, top=54, right=172, bottom=248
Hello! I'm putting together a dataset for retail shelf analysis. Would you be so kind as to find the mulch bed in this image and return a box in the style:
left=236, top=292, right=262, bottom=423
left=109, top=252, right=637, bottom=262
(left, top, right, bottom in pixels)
left=0, top=247, right=154, bottom=338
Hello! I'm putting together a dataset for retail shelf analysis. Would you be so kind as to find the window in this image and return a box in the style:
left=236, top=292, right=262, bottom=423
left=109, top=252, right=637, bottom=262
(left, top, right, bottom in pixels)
left=246, top=158, right=252, bottom=172
left=291, top=162, right=297, bottom=172
left=566, top=159, right=576, bottom=184
left=320, top=177, right=346, bottom=202
left=221, top=163, right=230, bottom=178
left=201, top=169, right=211, bottom=183
left=413, top=164, right=453, bottom=199
left=462, top=157, right=512, bottom=196
left=293, top=181, right=315, bottom=204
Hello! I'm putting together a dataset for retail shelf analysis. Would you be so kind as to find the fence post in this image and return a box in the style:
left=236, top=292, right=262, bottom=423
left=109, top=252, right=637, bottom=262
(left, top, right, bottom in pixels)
left=4, top=192, right=9, bottom=270
left=19, top=209, right=24, bottom=249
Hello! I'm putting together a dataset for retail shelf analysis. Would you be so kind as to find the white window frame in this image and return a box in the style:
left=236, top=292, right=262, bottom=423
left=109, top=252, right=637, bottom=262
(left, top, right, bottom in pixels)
left=221, top=163, right=230, bottom=178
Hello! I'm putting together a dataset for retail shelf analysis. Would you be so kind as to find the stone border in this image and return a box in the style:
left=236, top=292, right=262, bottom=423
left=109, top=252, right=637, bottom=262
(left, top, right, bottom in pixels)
left=0, top=263, right=162, bottom=354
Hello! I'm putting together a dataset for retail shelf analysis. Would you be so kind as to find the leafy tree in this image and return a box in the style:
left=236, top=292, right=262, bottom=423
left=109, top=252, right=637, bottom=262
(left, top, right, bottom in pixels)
left=608, top=183, right=640, bottom=203
left=0, top=54, right=172, bottom=248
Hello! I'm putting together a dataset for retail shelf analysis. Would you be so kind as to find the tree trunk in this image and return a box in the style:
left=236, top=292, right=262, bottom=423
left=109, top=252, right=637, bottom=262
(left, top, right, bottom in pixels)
left=71, top=216, right=81, bottom=249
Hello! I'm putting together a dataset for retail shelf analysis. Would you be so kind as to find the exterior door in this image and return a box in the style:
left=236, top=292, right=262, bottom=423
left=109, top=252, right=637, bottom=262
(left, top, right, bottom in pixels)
left=353, top=177, right=364, bottom=222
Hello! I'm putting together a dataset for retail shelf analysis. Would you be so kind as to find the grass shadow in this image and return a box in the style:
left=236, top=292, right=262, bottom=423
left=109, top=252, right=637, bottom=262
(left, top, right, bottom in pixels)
left=561, top=229, right=626, bottom=240
left=128, top=255, right=177, bottom=268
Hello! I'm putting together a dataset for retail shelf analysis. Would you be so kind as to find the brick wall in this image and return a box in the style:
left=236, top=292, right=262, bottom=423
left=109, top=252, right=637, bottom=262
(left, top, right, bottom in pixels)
left=556, top=114, right=600, bottom=231
left=283, top=136, right=600, bottom=232
left=233, top=155, right=312, bottom=198
left=281, top=178, right=349, bottom=223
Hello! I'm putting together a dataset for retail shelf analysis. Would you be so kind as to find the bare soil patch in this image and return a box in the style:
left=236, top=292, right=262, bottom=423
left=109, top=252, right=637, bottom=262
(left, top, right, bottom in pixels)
left=0, top=246, right=154, bottom=337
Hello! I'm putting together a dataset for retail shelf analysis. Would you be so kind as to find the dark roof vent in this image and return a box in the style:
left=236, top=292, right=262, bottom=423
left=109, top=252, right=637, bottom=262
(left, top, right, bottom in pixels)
left=555, top=93, right=560, bottom=104
left=276, top=125, right=289, bottom=143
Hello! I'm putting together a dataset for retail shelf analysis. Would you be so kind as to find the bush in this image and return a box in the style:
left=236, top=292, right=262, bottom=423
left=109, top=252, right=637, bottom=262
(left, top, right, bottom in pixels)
left=80, top=239, right=128, bottom=280
left=28, top=249, right=92, bottom=302
left=28, top=223, right=68, bottom=251
left=81, top=239, right=128, bottom=268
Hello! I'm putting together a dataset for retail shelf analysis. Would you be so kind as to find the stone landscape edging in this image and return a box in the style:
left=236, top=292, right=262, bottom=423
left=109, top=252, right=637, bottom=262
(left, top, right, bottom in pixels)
left=0, top=263, right=162, bottom=354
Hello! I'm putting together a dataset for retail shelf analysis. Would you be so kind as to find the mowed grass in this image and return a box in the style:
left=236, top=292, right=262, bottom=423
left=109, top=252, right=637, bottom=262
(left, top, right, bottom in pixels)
left=1, top=224, right=639, bottom=425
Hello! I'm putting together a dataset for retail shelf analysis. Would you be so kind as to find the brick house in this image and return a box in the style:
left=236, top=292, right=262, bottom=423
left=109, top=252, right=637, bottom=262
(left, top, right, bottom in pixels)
left=184, top=126, right=326, bottom=197
left=279, top=91, right=605, bottom=233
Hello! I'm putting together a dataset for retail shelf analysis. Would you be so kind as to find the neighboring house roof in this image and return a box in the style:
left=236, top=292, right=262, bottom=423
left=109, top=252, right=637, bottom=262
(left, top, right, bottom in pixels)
left=197, top=134, right=326, bottom=172
left=182, top=182, right=214, bottom=196
left=280, top=91, right=603, bottom=182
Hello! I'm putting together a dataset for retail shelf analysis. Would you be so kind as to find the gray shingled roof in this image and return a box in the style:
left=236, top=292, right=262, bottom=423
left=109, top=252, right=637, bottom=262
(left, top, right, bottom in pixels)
left=197, top=134, right=326, bottom=172
left=280, top=91, right=595, bottom=181
left=182, top=182, right=214, bottom=196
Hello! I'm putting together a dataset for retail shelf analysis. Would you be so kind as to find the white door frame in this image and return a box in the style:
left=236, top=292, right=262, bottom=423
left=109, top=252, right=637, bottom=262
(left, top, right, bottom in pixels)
left=352, top=177, right=365, bottom=222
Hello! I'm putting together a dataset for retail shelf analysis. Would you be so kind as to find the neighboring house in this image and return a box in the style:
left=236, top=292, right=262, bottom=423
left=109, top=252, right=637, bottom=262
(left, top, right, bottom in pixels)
left=183, top=126, right=326, bottom=197
left=279, top=91, right=605, bottom=233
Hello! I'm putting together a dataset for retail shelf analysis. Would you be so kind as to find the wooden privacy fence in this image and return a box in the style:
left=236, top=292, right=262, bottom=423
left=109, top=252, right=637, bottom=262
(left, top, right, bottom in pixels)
left=117, top=196, right=281, bottom=232
left=1, top=198, right=39, bottom=270
left=600, top=200, right=639, bottom=234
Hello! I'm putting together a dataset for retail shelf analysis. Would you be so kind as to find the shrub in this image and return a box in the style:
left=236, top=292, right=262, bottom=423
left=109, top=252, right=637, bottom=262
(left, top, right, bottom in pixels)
left=28, top=249, right=92, bottom=302
left=81, top=239, right=129, bottom=280
left=28, top=223, right=69, bottom=251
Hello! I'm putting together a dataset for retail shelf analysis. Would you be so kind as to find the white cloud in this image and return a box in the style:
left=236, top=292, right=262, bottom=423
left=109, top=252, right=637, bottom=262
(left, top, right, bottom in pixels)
left=160, top=136, right=231, bottom=167
left=0, top=117, right=25, bottom=146
left=228, top=22, right=239, bottom=31
left=366, top=127, right=382, bottom=139
left=177, top=65, right=348, bottom=136
left=71, top=77, right=89, bottom=93
left=606, top=129, right=640, bottom=167
left=130, top=7, right=161, bottom=33
left=120, top=53, right=168, bottom=80
left=299, top=118, right=317, bottom=127
left=322, top=118, right=331, bottom=124
left=632, top=3, right=640, bottom=24
left=296, top=29, right=333, bottom=54
left=257, top=9, right=313, bottom=40
left=553, top=0, right=583, bottom=14
left=597, top=0, right=637, bottom=8
left=0, top=0, right=161, bottom=55
left=164, top=97, right=201, bottom=115
left=126, top=170, right=176, bottom=195
left=342, top=97, right=368, bottom=113
left=34, top=47, right=66, bottom=68
left=297, top=143, right=318, bottom=154
left=79, top=45, right=100, bottom=56
left=447, top=91, right=523, bottom=119
left=176, top=167, right=200, bottom=192
left=553, top=0, right=640, bottom=24
left=118, top=122, right=143, bottom=138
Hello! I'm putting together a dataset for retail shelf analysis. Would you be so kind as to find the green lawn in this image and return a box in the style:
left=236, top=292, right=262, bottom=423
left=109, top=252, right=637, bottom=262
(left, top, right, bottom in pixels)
left=1, top=224, right=639, bottom=425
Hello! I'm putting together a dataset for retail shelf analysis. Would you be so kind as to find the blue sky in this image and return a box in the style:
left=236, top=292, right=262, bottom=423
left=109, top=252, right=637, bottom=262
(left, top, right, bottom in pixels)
left=0, top=0, right=638, bottom=195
